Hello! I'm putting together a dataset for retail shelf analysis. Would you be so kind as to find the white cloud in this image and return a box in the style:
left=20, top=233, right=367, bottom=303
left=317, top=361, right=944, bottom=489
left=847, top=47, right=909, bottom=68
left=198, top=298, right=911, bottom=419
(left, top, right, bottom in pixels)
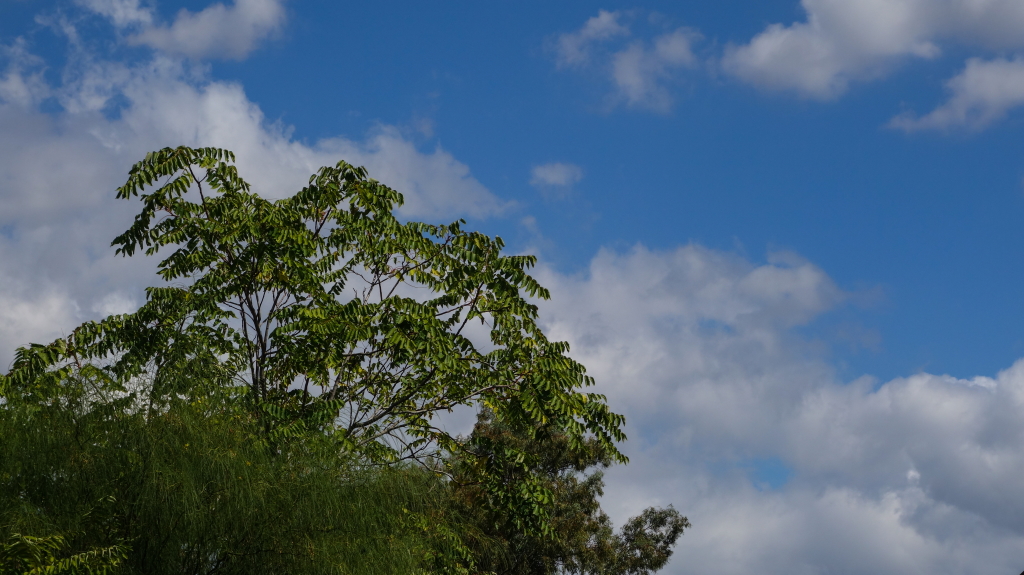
left=723, top=0, right=1024, bottom=100
left=0, top=35, right=505, bottom=366
left=555, top=12, right=700, bottom=112
left=78, top=0, right=286, bottom=60
left=890, top=57, right=1024, bottom=131
left=534, top=244, right=1024, bottom=574
left=530, top=162, right=583, bottom=187
left=555, top=9, right=629, bottom=67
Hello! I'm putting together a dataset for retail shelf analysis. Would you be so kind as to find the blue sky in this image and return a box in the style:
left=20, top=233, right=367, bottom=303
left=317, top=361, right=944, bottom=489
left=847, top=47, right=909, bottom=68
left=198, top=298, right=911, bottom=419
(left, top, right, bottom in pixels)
left=7, top=1, right=1024, bottom=381
left=5, top=1, right=1024, bottom=573
left=30, top=0, right=1024, bottom=381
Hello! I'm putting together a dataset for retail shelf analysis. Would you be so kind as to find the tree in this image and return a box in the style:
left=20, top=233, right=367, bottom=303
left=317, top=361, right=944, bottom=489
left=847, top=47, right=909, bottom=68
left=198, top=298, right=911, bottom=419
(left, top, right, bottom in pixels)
left=0, top=146, right=683, bottom=573
left=442, top=411, right=689, bottom=575
left=4, top=146, right=622, bottom=460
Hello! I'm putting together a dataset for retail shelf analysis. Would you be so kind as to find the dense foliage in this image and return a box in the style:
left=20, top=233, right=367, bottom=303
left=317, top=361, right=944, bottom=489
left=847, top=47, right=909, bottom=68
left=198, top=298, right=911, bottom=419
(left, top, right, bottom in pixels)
left=0, top=146, right=685, bottom=574
left=0, top=382, right=428, bottom=574
left=445, top=412, right=688, bottom=575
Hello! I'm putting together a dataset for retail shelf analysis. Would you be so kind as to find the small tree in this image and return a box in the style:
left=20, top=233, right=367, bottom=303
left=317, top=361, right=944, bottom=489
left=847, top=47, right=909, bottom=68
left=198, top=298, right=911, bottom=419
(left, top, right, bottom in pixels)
left=444, top=411, right=688, bottom=575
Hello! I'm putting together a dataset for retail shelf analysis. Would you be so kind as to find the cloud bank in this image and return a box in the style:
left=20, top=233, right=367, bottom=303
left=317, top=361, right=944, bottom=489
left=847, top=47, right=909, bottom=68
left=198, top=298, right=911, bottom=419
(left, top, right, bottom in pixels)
left=536, top=245, right=1024, bottom=574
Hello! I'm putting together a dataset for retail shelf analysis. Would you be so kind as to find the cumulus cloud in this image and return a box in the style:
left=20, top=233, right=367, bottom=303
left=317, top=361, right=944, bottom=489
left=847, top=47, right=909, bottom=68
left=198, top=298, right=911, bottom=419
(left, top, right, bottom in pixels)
left=723, top=0, right=1024, bottom=100
left=890, top=57, right=1024, bottom=131
left=80, top=0, right=286, bottom=60
left=530, top=162, right=583, bottom=188
left=0, top=29, right=505, bottom=367
left=554, top=11, right=700, bottom=112
left=534, top=244, right=1024, bottom=574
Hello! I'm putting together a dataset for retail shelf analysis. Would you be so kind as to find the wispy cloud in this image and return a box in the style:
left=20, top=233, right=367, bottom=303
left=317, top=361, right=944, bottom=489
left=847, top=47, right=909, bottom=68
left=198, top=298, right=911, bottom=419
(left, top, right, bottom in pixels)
left=554, top=11, right=701, bottom=113
left=554, top=9, right=629, bottom=68
left=530, top=162, right=583, bottom=188
left=611, top=28, right=698, bottom=112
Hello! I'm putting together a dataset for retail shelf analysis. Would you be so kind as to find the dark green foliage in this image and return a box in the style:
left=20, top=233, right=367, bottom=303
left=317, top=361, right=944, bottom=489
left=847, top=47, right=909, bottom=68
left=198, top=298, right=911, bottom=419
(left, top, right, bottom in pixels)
left=444, top=412, right=689, bottom=575
left=0, top=379, right=428, bottom=575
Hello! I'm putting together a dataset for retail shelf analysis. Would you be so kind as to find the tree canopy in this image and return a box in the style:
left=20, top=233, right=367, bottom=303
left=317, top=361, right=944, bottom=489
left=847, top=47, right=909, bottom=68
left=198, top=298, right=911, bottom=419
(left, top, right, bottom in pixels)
left=0, top=146, right=685, bottom=574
